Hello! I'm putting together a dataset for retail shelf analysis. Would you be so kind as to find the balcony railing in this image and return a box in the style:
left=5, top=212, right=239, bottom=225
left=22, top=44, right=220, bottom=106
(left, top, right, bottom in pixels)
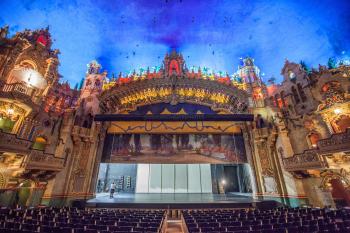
left=0, top=130, right=32, bottom=154
left=317, top=128, right=350, bottom=154
left=283, top=149, right=326, bottom=171
left=22, top=150, right=66, bottom=172
left=0, top=130, right=66, bottom=172
left=0, top=81, right=41, bottom=106
left=283, top=129, right=350, bottom=171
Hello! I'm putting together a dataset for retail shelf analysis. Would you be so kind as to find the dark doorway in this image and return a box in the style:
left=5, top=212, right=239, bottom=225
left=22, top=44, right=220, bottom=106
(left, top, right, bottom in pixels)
left=223, top=166, right=239, bottom=193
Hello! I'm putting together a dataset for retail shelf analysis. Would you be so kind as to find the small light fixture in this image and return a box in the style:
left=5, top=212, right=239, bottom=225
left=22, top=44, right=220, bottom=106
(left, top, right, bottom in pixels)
left=7, top=108, right=14, bottom=115
left=312, top=144, right=317, bottom=148
left=221, top=179, right=226, bottom=185
left=334, top=108, right=342, bottom=115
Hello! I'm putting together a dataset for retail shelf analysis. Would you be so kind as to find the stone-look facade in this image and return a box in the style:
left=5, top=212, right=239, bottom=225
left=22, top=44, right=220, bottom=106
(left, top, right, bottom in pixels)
left=0, top=26, right=349, bottom=207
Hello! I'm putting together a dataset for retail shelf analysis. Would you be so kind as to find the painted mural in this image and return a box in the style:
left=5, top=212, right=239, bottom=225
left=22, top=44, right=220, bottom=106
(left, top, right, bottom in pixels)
left=102, top=133, right=247, bottom=164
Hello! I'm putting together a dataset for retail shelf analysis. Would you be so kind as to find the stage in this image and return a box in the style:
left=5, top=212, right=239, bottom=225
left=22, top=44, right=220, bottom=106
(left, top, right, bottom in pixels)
left=85, top=193, right=280, bottom=209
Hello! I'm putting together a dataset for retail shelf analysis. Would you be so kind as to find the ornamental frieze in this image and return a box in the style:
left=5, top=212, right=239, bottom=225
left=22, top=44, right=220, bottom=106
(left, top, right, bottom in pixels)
left=99, top=76, right=249, bottom=114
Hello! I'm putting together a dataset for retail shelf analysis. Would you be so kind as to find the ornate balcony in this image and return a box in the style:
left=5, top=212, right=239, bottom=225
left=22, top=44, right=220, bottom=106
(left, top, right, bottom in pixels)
left=0, top=81, right=41, bottom=109
left=0, top=130, right=32, bottom=154
left=283, top=150, right=327, bottom=171
left=283, top=129, right=350, bottom=171
left=22, top=150, right=66, bottom=172
left=318, top=129, right=350, bottom=154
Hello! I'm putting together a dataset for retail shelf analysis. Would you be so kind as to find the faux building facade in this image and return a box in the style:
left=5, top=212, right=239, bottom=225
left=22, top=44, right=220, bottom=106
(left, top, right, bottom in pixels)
left=0, top=27, right=349, bottom=207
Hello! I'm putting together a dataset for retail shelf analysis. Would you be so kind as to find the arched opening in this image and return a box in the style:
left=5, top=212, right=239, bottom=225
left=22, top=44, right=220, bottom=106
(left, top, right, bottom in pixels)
left=6, top=60, right=47, bottom=94
left=0, top=102, right=25, bottom=133
left=297, top=83, right=307, bottom=102
left=32, top=136, right=47, bottom=150
left=169, top=59, right=180, bottom=75
left=308, top=132, right=320, bottom=148
left=331, top=115, right=350, bottom=133
left=291, top=86, right=300, bottom=104
left=280, top=91, right=287, bottom=107
left=274, top=93, right=283, bottom=108
left=269, top=96, right=276, bottom=107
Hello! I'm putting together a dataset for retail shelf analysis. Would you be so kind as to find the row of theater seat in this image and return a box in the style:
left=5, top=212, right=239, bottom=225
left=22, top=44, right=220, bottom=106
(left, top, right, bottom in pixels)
left=183, top=207, right=350, bottom=233
left=0, top=207, right=165, bottom=233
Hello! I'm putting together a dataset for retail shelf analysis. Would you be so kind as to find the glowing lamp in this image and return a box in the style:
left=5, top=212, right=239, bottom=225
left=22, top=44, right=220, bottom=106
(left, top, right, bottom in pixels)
left=221, top=179, right=226, bottom=185
left=334, top=108, right=342, bottom=115
left=7, top=108, right=14, bottom=115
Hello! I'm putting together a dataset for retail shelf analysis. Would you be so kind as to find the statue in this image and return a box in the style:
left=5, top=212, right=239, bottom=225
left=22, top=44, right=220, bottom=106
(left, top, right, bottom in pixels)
left=0, top=25, right=9, bottom=39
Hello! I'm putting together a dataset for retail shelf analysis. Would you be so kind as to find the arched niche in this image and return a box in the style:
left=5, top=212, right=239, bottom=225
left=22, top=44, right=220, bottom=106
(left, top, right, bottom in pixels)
left=32, top=136, right=47, bottom=151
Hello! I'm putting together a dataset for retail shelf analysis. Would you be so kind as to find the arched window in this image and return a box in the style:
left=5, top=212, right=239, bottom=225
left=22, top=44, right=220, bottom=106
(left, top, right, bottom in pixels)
left=275, top=93, right=283, bottom=108
left=297, top=83, right=307, bottom=102
left=291, top=86, right=300, bottom=104
left=308, top=132, right=320, bottom=148
left=32, top=136, right=47, bottom=150
left=280, top=91, right=287, bottom=107
left=269, top=96, right=276, bottom=107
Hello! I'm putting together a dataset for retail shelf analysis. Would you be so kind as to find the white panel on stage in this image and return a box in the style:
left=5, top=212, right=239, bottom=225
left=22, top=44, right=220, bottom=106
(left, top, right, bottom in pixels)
left=149, top=164, right=162, bottom=193
left=175, top=164, right=187, bottom=193
left=161, top=164, right=175, bottom=193
left=136, top=164, right=149, bottom=193
left=188, top=164, right=201, bottom=193
left=200, top=164, right=213, bottom=193
left=136, top=163, right=212, bottom=193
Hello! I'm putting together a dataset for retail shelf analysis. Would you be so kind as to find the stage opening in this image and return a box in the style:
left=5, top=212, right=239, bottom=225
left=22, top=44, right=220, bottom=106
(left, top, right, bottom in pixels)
left=96, top=163, right=253, bottom=195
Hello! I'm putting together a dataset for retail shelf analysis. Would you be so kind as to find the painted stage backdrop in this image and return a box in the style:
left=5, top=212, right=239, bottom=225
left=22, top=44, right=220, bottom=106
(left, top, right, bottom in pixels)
left=101, top=133, right=247, bottom=164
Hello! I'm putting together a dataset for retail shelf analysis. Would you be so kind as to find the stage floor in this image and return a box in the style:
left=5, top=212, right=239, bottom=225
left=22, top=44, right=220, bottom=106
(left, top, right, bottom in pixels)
left=86, top=193, right=261, bottom=209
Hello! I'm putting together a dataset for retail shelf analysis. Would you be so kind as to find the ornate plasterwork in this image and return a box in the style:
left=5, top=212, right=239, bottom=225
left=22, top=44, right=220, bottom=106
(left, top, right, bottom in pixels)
left=0, top=171, right=6, bottom=188
left=100, top=77, right=249, bottom=114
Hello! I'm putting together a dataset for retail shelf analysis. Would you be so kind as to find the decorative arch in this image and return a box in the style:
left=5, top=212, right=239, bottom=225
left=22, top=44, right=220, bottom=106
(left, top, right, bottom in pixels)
left=18, top=60, right=38, bottom=70
left=169, top=59, right=180, bottom=75
left=320, top=169, right=350, bottom=191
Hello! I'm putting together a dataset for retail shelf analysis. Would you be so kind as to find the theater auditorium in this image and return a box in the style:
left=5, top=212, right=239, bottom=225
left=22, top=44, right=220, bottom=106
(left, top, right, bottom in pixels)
left=0, top=15, right=350, bottom=233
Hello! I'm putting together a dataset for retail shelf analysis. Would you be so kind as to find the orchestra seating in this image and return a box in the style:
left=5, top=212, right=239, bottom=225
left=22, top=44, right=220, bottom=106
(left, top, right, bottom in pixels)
left=182, top=207, right=350, bottom=233
left=0, top=207, right=165, bottom=233
left=2, top=206, right=350, bottom=233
